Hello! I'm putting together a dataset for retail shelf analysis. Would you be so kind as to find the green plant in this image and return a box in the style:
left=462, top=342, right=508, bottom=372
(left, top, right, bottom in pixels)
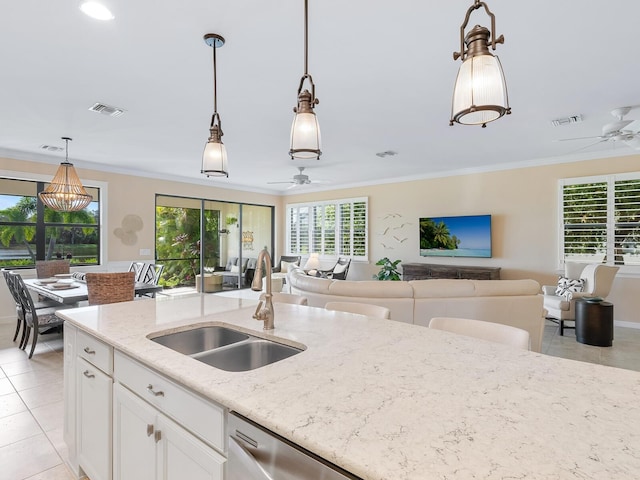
left=374, top=257, right=402, bottom=281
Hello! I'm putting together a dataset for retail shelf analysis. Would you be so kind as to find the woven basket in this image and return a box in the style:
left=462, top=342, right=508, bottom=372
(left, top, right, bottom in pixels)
left=86, top=272, right=135, bottom=305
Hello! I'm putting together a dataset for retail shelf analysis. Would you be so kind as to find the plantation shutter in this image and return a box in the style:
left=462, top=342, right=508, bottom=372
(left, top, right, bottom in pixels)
left=614, top=178, right=640, bottom=264
left=562, top=182, right=608, bottom=262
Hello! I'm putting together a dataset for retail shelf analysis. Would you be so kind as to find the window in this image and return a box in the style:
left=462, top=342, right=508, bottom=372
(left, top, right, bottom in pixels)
left=287, top=197, right=368, bottom=260
left=0, top=177, right=101, bottom=267
left=561, top=173, right=640, bottom=268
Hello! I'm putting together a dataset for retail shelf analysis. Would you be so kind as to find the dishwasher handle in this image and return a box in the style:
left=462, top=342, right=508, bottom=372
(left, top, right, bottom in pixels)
left=228, top=435, right=275, bottom=480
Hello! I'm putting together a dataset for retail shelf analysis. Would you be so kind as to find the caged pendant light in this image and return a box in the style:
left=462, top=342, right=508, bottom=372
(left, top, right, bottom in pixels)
left=38, top=137, right=93, bottom=212
left=450, top=0, right=511, bottom=128
left=289, top=0, right=321, bottom=160
left=201, top=33, right=229, bottom=177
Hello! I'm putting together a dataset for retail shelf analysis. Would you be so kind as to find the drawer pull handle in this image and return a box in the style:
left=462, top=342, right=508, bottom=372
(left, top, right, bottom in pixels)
left=147, top=384, right=164, bottom=397
left=146, top=424, right=154, bottom=437
left=83, top=347, right=96, bottom=355
left=83, top=370, right=95, bottom=379
left=154, top=430, right=162, bottom=443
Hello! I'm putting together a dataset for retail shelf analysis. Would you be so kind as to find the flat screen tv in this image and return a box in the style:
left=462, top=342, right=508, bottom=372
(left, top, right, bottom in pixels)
left=419, top=214, right=492, bottom=258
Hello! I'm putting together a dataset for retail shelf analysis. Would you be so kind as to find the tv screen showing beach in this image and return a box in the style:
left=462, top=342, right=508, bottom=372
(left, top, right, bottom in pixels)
left=419, top=215, right=492, bottom=258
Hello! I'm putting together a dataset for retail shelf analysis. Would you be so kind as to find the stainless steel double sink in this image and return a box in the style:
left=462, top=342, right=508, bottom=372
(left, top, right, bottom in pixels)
left=149, top=326, right=303, bottom=372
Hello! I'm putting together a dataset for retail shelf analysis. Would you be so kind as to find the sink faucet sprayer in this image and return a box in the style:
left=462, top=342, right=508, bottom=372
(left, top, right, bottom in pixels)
left=251, top=247, right=274, bottom=330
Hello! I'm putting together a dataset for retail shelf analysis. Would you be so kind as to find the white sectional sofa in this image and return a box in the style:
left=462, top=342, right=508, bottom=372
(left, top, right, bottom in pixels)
left=287, top=267, right=545, bottom=352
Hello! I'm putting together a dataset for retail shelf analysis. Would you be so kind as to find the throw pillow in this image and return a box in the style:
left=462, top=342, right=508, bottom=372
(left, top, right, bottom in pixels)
left=230, top=265, right=240, bottom=274
left=555, top=276, right=584, bottom=299
left=281, top=261, right=295, bottom=273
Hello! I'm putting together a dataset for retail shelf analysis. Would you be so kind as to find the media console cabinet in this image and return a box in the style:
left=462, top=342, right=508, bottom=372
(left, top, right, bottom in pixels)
left=401, top=263, right=501, bottom=281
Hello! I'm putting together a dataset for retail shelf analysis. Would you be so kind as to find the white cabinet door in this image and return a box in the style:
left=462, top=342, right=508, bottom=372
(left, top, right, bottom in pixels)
left=114, top=383, right=224, bottom=480
left=157, top=414, right=225, bottom=480
left=77, top=357, right=112, bottom=480
left=113, top=383, right=157, bottom=480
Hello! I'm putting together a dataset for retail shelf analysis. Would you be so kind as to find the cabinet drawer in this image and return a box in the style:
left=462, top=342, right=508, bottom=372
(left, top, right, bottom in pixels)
left=77, top=330, right=113, bottom=375
left=114, top=351, right=225, bottom=452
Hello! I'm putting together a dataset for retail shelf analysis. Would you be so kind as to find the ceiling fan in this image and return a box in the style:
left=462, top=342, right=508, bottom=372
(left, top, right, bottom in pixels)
left=267, top=167, right=329, bottom=189
left=559, top=107, right=640, bottom=150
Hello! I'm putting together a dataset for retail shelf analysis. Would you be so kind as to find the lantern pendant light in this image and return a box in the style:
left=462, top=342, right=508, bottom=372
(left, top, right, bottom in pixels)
left=289, top=0, right=321, bottom=160
left=450, top=0, right=511, bottom=128
left=38, top=137, right=93, bottom=212
left=201, top=33, right=229, bottom=177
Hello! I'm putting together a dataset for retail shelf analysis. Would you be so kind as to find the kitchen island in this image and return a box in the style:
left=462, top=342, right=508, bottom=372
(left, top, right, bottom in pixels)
left=58, top=294, right=640, bottom=480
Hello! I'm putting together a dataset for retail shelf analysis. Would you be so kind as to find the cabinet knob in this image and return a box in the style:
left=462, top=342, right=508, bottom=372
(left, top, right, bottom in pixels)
left=146, top=424, right=154, bottom=437
left=154, top=430, right=162, bottom=443
left=83, top=370, right=95, bottom=379
left=146, top=384, right=165, bottom=397
left=83, top=347, right=96, bottom=355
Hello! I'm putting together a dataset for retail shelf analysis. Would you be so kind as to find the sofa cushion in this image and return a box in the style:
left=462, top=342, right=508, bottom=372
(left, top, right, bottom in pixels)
left=328, top=279, right=413, bottom=298
left=410, top=280, right=476, bottom=298
left=473, top=279, right=541, bottom=297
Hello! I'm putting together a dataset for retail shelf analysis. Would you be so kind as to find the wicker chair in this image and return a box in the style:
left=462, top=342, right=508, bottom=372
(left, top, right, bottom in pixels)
left=35, top=260, right=70, bottom=278
left=10, top=271, right=67, bottom=358
left=86, top=272, right=135, bottom=305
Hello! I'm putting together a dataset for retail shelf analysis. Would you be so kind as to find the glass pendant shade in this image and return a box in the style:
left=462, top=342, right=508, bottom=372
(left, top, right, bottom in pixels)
left=202, top=130, right=229, bottom=178
left=290, top=110, right=321, bottom=160
left=451, top=53, right=509, bottom=126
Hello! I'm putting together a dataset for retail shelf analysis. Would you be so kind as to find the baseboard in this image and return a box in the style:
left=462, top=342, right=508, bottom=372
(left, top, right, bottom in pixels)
left=614, top=320, right=640, bottom=330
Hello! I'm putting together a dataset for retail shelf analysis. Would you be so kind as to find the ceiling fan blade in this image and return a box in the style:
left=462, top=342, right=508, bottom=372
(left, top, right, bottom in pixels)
left=267, top=181, right=295, bottom=184
left=556, top=135, right=606, bottom=142
left=287, top=183, right=299, bottom=190
left=569, top=139, right=610, bottom=153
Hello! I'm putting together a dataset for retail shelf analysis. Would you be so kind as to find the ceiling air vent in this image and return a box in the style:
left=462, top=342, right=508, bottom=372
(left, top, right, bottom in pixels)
left=88, top=102, right=125, bottom=117
left=39, top=145, right=64, bottom=153
left=375, top=150, right=398, bottom=158
left=551, top=115, right=583, bottom=127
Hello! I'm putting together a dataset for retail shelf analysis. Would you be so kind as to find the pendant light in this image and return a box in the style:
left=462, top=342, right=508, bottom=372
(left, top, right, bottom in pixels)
left=450, top=0, right=511, bottom=128
left=289, top=0, right=321, bottom=160
left=201, top=33, right=228, bottom=177
left=38, top=137, right=93, bottom=212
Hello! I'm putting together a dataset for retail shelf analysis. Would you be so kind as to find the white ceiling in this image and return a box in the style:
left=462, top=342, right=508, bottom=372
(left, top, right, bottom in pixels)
left=2, top=0, right=640, bottom=194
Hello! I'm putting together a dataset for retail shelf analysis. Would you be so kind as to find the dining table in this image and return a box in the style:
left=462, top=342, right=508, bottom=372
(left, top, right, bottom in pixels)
left=24, top=277, right=163, bottom=305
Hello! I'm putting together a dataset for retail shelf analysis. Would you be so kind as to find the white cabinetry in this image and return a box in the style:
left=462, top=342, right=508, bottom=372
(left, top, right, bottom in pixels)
left=113, top=351, right=226, bottom=480
left=64, top=328, right=227, bottom=480
left=114, top=383, right=225, bottom=480
left=75, top=329, right=113, bottom=480
left=77, top=357, right=112, bottom=480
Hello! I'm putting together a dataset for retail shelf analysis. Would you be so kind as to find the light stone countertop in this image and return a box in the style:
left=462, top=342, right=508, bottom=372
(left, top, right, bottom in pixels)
left=58, top=294, right=640, bottom=480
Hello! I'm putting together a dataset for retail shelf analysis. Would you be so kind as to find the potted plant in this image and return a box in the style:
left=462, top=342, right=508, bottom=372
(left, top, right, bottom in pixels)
left=374, top=257, right=402, bottom=281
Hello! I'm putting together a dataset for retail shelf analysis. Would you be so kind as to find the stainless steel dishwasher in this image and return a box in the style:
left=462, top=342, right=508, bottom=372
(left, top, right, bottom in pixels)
left=227, top=412, right=360, bottom=479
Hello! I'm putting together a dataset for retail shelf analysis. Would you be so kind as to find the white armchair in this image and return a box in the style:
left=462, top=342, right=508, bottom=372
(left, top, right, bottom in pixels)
left=542, top=263, right=619, bottom=335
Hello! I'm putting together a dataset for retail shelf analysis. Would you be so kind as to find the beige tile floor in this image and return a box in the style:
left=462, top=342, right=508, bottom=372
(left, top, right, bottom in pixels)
left=0, top=318, right=639, bottom=480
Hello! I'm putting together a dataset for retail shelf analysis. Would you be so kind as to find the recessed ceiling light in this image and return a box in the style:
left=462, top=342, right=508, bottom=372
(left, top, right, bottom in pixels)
left=80, top=2, right=114, bottom=21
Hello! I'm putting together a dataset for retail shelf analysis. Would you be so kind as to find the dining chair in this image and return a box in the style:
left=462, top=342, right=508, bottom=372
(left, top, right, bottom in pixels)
left=260, top=292, right=308, bottom=305
left=137, top=263, right=164, bottom=297
left=35, top=259, right=70, bottom=278
left=86, top=272, right=135, bottom=305
left=10, top=271, right=67, bottom=358
left=428, top=317, right=530, bottom=350
left=128, top=262, right=146, bottom=282
left=324, top=301, right=391, bottom=319
left=3, top=269, right=58, bottom=345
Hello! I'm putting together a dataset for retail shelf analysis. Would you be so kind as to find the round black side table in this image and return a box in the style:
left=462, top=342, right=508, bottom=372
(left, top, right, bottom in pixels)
left=575, top=300, right=613, bottom=347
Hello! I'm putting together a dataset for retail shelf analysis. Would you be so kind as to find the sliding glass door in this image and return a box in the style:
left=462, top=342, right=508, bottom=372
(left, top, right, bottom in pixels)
left=156, top=195, right=273, bottom=291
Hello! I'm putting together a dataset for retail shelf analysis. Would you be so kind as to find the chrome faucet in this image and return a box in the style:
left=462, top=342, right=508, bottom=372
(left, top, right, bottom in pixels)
left=251, top=247, right=274, bottom=330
